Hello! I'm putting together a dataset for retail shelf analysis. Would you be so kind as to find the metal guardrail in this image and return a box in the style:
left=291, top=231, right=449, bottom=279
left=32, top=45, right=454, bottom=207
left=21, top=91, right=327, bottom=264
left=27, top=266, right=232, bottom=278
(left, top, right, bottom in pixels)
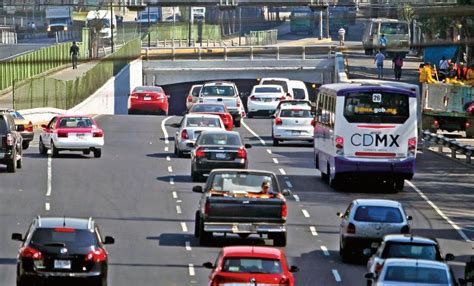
left=0, top=30, right=16, bottom=44
left=148, top=39, right=227, bottom=48
left=422, top=131, right=474, bottom=164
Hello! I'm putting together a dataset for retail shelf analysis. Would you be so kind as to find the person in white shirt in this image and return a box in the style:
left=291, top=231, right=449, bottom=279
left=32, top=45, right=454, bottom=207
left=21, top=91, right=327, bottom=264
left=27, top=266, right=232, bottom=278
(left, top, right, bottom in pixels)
left=338, top=27, right=346, bottom=46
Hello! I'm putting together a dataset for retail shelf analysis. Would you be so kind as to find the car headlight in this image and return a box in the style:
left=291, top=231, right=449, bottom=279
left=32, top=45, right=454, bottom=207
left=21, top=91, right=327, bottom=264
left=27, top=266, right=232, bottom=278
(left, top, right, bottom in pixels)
left=64, top=26, right=68, bottom=31
left=47, top=27, right=51, bottom=32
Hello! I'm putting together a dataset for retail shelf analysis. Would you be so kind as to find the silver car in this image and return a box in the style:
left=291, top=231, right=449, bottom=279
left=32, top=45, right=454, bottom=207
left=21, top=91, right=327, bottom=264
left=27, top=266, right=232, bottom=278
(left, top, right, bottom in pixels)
left=338, top=199, right=412, bottom=262
left=173, top=114, right=225, bottom=157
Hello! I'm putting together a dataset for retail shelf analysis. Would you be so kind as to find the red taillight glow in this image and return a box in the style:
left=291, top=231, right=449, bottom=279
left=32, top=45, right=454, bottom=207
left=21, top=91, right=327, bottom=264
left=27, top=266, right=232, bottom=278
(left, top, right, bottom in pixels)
left=237, top=147, right=247, bottom=159
left=249, top=95, right=256, bottom=101
left=85, top=248, right=107, bottom=263
left=237, top=101, right=241, bottom=107
left=275, top=118, right=283, bottom=125
left=278, top=96, right=286, bottom=101
left=20, top=246, right=43, bottom=260
left=6, top=134, right=14, bottom=146
left=466, top=122, right=471, bottom=128
left=53, top=227, right=76, bottom=233
left=311, top=119, right=316, bottom=127
left=281, top=203, right=288, bottom=219
left=93, top=131, right=104, bottom=137
left=347, top=223, right=356, bottom=234
left=187, top=95, right=193, bottom=103
left=181, top=129, right=189, bottom=140
left=26, top=121, right=33, bottom=132
left=433, top=120, right=439, bottom=127
left=195, top=147, right=206, bottom=158
left=408, top=137, right=417, bottom=156
left=335, top=136, right=344, bottom=149
left=204, top=201, right=210, bottom=215
left=57, top=131, right=68, bottom=138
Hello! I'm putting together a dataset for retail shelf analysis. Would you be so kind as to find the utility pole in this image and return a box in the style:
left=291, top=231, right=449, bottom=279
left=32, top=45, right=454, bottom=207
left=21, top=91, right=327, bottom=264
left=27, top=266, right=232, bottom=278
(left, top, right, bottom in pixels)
left=188, top=6, right=192, bottom=47
left=238, top=7, right=241, bottom=46
left=110, top=0, right=114, bottom=53
left=147, top=5, right=150, bottom=47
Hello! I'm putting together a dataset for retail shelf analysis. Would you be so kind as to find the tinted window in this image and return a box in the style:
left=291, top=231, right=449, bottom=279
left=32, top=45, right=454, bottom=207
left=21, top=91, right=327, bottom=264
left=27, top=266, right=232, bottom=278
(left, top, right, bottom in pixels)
left=198, top=133, right=241, bottom=146
left=354, top=206, right=403, bottom=223
left=262, top=80, right=288, bottom=93
left=383, top=243, right=439, bottom=260
left=380, top=23, right=409, bottom=35
left=222, top=258, right=282, bottom=274
left=31, top=228, right=97, bottom=248
left=0, top=116, right=7, bottom=133
left=293, top=88, right=306, bottom=99
left=384, top=266, right=449, bottom=284
left=10, top=111, right=24, bottom=119
left=58, top=117, right=94, bottom=128
left=280, top=109, right=311, bottom=118
left=191, top=105, right=225, bottom=113
left=186, top=117, right=221, bottom=128
left=211, top=173, right=277, bottom=194
left=254, top=87, right=282, bottom=93
left=343, top=92, right=409, bottom=124
left=191, top=86, right=201, bottom=96
left=201, top=86, right=235, bottom=96
left=134, top=86, right=163, bottom=93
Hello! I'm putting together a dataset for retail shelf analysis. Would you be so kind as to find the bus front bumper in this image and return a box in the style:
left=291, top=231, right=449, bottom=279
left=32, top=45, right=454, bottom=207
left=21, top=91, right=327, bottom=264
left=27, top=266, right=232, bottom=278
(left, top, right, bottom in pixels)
left=334, top=157, right=415, bottom=179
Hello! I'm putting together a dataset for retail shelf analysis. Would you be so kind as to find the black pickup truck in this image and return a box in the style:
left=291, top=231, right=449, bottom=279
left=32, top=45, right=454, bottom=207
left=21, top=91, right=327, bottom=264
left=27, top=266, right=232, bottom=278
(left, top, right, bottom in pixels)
left=193, top=169, right=290, bottom=246
left=0, top=112, right=24, bottom=173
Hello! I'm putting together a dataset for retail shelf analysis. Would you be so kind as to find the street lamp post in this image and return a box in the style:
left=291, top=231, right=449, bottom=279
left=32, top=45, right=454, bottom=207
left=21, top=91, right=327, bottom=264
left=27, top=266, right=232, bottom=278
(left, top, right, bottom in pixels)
left=188, top=6, right=192, bottom=47
left=110, top=0, right=114, bottom=53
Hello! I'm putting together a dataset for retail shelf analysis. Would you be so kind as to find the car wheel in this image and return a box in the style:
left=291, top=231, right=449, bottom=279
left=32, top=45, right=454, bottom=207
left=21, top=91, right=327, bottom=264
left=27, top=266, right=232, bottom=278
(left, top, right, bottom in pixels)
left=247, top=112, right=253, bottom=118
left=198, top=219, right=213, bottom=246
left=271, top=232, right=287, bottom=247
left=22, top=141, right=30, bottom=150
left=194, top=211, right=200, bottom=238
left=394, top=178, right=405, bottom=191
left=83, top=150, right=91, bottom=155
left=39, top=138, right=47, bottom=155
left=7, top=150, right=16, bottom=173
left=339, top=238, right=351, bottom=263
left=16, top=276, right=31, bottom=286
left=51, top=141, right=59, bottom=158
left=174, top=143, right=178, bottom=155
left=273, top=139, right=279, bottom=146
left=93, top=149, right=102, bottom=158
left=328, top=165, right=339, bottom=189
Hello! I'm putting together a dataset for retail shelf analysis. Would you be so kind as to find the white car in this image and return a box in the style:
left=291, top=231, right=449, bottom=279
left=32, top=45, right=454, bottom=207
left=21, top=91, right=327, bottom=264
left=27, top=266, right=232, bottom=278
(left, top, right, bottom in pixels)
left=271, top=105, right=314, bottom=146
left=247, top=85, right=286, bottom=118
left=259, top=77, right=293, bottom=99
left=365, top=258, right=457, bottom=286
left=288, top=80, right=309, bottom=100
left=39, top=115, right=104, bottom=158
left=173, top=114, right=225, bottom=157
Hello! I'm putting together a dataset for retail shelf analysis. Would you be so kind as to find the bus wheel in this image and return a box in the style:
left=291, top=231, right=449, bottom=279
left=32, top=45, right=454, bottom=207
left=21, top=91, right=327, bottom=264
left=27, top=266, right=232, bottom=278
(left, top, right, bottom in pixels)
left=328, top=165, right=339, bottom=188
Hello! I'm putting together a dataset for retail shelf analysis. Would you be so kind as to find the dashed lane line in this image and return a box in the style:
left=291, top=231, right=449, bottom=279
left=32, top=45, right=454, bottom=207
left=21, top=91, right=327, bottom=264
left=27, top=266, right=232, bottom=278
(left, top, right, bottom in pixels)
left=166, top=156, right=171, bottom=161
left=188, top=264, right=195, bottom=276
left=332, top=269, right=342, bottom=282
left=45, top=203, right=50, bottom=211
left=185, top=241, right=192, bottom=251
left=176, top=205, right=182, bottom=214
left=293, top=194, right=300, bottom=202
left=46, top=155, right=52, bottom=197
left=279, top=168, right=286, bottom=175
left=309, top=226, right=318, bottom=236
left=302, top=209, right=310, bottom=218
left=172, top=191, right=178, bottom=199
left=242, top=121, right=266, bottom=145
left=170, top=178, right=175, bottom=185
left=161, top=116, right=174, bottom=145
left=181, top=222, right=188, bottom=232
left=266, top=149, right=272, bottom=154
left=406, top=180, right=472, bottom=243
left=168, top=166, right=173, bottom=173
left=273, top=158, right=279, bottom=164
left=321, top=246, right=330, bottom=256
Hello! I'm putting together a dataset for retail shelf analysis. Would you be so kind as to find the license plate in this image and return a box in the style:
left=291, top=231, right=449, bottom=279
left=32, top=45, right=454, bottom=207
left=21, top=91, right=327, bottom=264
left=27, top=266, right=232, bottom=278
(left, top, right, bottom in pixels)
left=264, top=98, right=273, bottom=102
left=143, top=96, right=151, bottom=101
left=215, top=153, right=227, bottom=159
left=76, top=133, right=86, bottom=138
left=291, top=131, right=301, bottom=135
left=233, top=223, right=253, bottom=233
left=54, top=259, right=71, bottom=269
left=371, top=242, right=380, bottom=248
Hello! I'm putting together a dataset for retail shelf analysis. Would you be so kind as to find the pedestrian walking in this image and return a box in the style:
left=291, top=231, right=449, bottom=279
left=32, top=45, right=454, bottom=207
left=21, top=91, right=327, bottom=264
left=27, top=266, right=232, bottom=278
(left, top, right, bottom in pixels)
left=70, top=41, right=79, bottom=69
left=392, top=53, right=403, bottom=80
left=379, top=34, right=387, bottom=55
left=374, top=50, right=385, bottom=79
left=338, top=27, right=345, bottom=46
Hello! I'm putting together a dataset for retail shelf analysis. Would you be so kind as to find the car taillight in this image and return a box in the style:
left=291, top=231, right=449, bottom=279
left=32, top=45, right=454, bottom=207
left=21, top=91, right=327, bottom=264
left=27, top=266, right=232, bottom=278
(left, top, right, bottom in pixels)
left=187, top=95, right=193, bottom=103
left=375, top=262, right=384, bottom=274
left=130, top=94, right=139, bottom=99
left=237, top=100, right=241, bottom=108
left=433, top=120, right=439, bottom=127
left=53, top=227, right=76, bottom=232
left=407, top=137, right=416, bottom=156
left=335, top=136, right=344, bottom=155
left=311, top=119, right=316, bottom=127
left=20, top=246, right=43, bottom=260
left=278, top=96, right=286, bottom=101
left=401, top=225, right=410, bottom=234
left=236, top=147, right=247, bottom=159
left=85, top=248, right=107, bottom=263
left=281, top=203, right=288, bottom=219
left=26, top=121, right=33, bottom=132
left=57, top=131, right=68, bottom=138
left=347, top=223, right=356, bottom=234
left=6, top=133, right=14, bottom=146
left=195, top=147, right=206, bottom=158
left=466, top=122, right=471, bottom=128
left=204, top=200, right=210, bottom=216
left=93, top=131, right=104, bottom=137
left=181, top=129, right=189, bottom=140
left=249, top=95, right=256, bottom=101
left=275, top=117, right=283, bottom=125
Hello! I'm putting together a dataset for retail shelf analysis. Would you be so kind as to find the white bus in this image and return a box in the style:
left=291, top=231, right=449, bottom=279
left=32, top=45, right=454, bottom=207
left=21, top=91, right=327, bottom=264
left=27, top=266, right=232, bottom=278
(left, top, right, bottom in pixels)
left=313, top=83, right=418, bottom=192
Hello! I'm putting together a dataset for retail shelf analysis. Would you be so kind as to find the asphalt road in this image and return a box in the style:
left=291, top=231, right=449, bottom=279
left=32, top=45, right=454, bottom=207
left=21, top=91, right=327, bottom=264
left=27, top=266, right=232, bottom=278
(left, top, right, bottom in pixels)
left=0, top=114, right=473, bottom=285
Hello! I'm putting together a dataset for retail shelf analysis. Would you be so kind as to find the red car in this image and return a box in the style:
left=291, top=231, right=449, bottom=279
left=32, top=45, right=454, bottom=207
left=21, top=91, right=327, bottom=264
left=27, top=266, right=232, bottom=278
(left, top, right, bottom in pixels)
left=188, top=103, right=233, bottom=131
left=203, top=246, right=299, bottom=286
left=128, top=86, right=169, bottom=115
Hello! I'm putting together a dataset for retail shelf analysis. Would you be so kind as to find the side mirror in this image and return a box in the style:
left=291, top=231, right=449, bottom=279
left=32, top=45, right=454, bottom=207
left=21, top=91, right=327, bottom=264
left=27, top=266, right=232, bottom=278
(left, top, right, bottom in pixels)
left=406, top=215, right=413, bottom=221
left=192, top=186, right=203, bottom=193
left=170, top=123, right=180, bottom=128
left=11, top=233, right=23, bottom=241
left=445, top=253, right=455, bottom=261
left=41, top=124, right=47, bottom=129
left=202, top=262, right=214, bottom=269
left=103, top=236, right=115, bottom=245
left=337, top=212, right=342, bottom=218
left=363, top=248, right=373, bottom=257
left=282, top=189, right=291, bottom=196
left=186, top=142, right=195, bottom=148
left=289, top=265, right=299, bottom=273
left=364, top=273, right=375, bottom=280
left=244, top=144, right=252, bottom=149
left=16, top=125, right=25, bottom=132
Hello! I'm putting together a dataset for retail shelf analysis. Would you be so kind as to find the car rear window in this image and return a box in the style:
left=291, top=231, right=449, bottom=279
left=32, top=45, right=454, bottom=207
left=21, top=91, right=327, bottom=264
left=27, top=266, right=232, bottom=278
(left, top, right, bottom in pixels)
left=383, top=242, right=439, bottom=260
left=384, top=266, right=449, bottom=284
left=134, top=86, right=163, bottom=93
left=262, top=80, right=288, bottom=93
left=280, top=109, right=312, bottom=118
left=222, top=258, right=282, bottom=274
left=186, top=117, right=221, bottom=128
left=254, top=87, right=282, bottom=93
left=31, top=228, right=97, bottom=248
left=191, top=105, right=225, bottom=113
left=191, top=86, right=201, bottom=96
left=354, top=206, right=403, bottom=223
left=293, top=88, right=306, bottom=100
left=58, top=117, right=94, bottom=128
left=211, top=173, right=276, bottom=194
left=201, top=85, right=235, bottom=96
left=197, top=133, right=241, bottom=146
left=0, top=117, right=7, bottom=133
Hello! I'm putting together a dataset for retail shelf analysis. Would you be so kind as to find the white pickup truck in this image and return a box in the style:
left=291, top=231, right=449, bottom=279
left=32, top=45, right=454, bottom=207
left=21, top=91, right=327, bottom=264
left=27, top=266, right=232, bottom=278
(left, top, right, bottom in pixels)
left=198, top=81, right=245, bottom=127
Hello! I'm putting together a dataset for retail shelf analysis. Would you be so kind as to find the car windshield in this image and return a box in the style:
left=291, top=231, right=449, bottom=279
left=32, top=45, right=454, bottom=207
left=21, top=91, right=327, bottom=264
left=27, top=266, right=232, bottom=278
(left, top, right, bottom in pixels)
left=280, top=109, right=312, bottom=118
left=186, top=117, right=221, bottom=128
left=293, top=88, right=306, bottom=100
left=10, top=111, right=25, bottom=119
left=262, top=80, right=288, bottom=93
left=134, top=86, right=163, bottom=93
left=201, top=85, right=235, bottom=96
left=383, top=242, right=439, bottom=260
left=211, top=173, right=277, bottom=194
left=343, top=92, right=409, bottom=124
left=354, top=206, right=403, bottom=223
left=191, top=105, right=225, bottom=113
left=254, top=87, right=282, bottom=94
left=58, top=117, right=94, bottom=128
left=383, top=266, right=449, bottom=284
left=197, top=133, right=241, bottom=146
left=222, top=258, right=283, bottom=274
left=31, top=228, right=97, bottom=248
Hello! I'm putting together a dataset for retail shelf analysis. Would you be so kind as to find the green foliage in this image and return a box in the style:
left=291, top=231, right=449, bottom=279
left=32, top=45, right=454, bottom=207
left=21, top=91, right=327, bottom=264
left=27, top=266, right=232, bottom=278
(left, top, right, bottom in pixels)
left=398, top=4, right=415, bottom=23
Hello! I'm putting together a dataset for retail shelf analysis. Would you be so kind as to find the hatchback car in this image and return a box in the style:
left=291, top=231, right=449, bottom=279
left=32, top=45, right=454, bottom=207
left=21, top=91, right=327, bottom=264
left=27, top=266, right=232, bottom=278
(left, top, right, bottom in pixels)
left=173, top=114, right=225, bottom=157
left=338, top=199, right=412, bottom=262
left=365, top=258, right=458, bottom=286
left=189, top=130, right=251, bottom=181
left=39, top=115, right=104, bottom=158
left=366, top=234, right=454, bottom=281
left=2, top=109, right=34, bottom=150
left=247, top=85, right=286, bottom=118
left=188, top=103, right=233, bottom=131
left=12, top=216, right=114, bottom=286
left=272, top=105, right=315, bottom=146
left=204, top=246, right=299, bottom=286
left=128, top=85, right=169, bottom=115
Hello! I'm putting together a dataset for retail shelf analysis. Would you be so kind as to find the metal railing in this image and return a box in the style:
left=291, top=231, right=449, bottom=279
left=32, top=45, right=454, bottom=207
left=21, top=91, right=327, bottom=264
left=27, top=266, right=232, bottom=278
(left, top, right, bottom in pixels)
left=150, top=39, right=228, bottom=48
left=0, top=30, right=16, bottom=44
left=245, top=30, right=278, bottom=46
left=422, top=131, right=474, bottom=164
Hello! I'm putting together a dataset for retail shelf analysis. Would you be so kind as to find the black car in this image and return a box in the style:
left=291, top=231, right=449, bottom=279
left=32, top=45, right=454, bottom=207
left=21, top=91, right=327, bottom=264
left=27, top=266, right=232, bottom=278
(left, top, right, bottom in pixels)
left=190, top=131, right=251, bottom=181
left=12, top=216, right=114, bottom=286
left=0, top=111, right=24, bottom=172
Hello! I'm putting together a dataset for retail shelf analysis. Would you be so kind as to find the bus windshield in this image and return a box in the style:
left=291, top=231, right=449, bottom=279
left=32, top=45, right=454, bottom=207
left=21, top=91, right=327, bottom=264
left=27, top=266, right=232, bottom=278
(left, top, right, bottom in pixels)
left=343, top=92, right=409, bottom=124
left=380, top=23, right=408, bottom=35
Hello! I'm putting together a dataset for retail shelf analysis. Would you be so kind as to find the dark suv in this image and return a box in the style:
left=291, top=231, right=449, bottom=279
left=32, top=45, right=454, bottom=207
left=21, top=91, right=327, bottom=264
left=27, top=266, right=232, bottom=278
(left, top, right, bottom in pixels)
left=0, top=111, right=23, bottom=172
left=12, top=216, right=115, bottom=286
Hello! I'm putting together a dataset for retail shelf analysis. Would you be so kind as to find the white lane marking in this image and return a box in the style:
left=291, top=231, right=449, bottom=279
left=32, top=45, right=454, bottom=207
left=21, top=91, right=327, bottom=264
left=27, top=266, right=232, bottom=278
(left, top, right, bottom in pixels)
left=309, top=226, right=318, bottom=236
left=166, top=156, right=171, bottom=161
left=168, top=166, right=173, bottom=173
left=242, top=121, right=266, bottom=145
left=286, top=181, right=293, bottom=188
left=272, top=158, right=279, bottom=164
left=172, top=191, right=178, bottom=199
left=181, top=222, right=188, bottom=232
left=177, top=200, right=182, bottom=203
left=161, top=116, right=174, bottom=144
left=293, top=194, right=300, bottom=202
left=46, top=156, right=52, bottom=197
left=266, top=149, right=272, bottom=154
left=185, top=241, right=192, bottom=251
left=332, top=269, right=342, bottom=282
left=176, top=205, right=182, bottom=214
left=302, top=209, right=310, bottom=218
left=321, top=246, right=330, bottom=256
left=170, top=178, right=175, bottom=185
left=406, top=181, right=472, bottom=242
left=45, top=203, right=50, bottom=211
left=279, top=168, right=286, bottom=175
left=188, top=264, right=195, bottom=276
left=164, top=146, right=169, bottom=152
